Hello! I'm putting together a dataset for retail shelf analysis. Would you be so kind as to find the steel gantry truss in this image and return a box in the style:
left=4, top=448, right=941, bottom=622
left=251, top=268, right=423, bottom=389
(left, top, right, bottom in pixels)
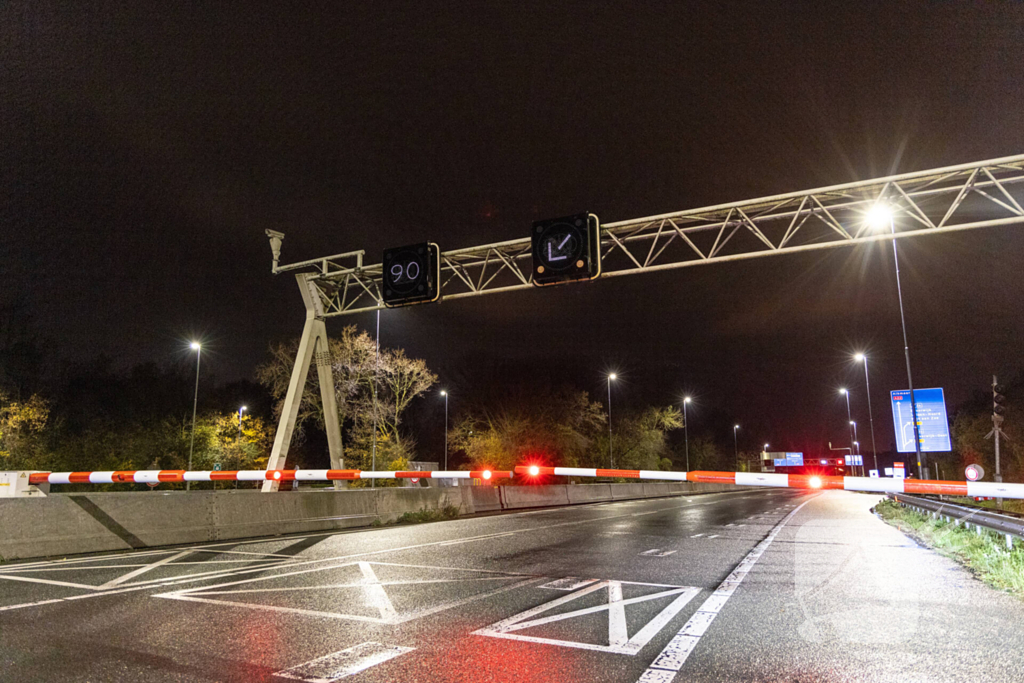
left=268, top=154, right=1024, bottom=317
left=259, top=154, right=1024, bottom=489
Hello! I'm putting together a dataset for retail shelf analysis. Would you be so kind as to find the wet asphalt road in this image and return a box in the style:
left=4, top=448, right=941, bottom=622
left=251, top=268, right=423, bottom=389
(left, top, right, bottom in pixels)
left=1, top=488, right=1023, bottom=682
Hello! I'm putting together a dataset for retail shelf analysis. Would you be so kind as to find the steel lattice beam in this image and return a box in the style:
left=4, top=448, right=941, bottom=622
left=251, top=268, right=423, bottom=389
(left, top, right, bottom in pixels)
left=269, top=154, right=1024, bottom=317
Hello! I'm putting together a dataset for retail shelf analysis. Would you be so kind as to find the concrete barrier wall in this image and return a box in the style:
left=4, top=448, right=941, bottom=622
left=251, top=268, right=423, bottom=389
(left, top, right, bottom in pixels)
left=0, top=482, right=751, bottom=561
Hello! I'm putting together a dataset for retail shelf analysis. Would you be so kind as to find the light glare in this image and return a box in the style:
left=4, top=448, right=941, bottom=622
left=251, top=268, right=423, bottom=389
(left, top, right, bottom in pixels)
left=809, top=476, right=823, bottom=489
left=866, top=204, right=893, bottom=230
left=190, top=342, right=201, bottom=350
left=528, top=465, right=540, bottom=476
left=482, top=470, right=492, bottom=480
left=854, top=353, right=865, bottom=362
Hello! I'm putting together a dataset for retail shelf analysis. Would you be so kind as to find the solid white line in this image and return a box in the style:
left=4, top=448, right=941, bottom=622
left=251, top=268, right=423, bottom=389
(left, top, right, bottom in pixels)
left=635, top=497, right=813, bottom=682
left=358, top=562, right=397, bottom=622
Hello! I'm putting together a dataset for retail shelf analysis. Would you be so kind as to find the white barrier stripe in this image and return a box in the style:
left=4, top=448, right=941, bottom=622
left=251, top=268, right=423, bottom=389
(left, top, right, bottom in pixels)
left=236, top=471, right=267, bottom=481
left=967, top=481, right=1024, bottom=498
left=428, top=471, right=470, bottom=478
left=182, top=472, right=213, bottom=482
left=132, top=471, right=162, bottom=483
left=553, top=468, right=598, bottom=477
left=88, top=472, right=115, bottom=484
left=735, top=473, right=788, bottom=488
left=639, top=471, right=687, bottom=481
left=844, top=477, right=903, bottom=494
left=295, top=470, right=329, bottom=480
left=359, top=472, right=397, bottom=479
left=48, top=473, right=72, bottom=484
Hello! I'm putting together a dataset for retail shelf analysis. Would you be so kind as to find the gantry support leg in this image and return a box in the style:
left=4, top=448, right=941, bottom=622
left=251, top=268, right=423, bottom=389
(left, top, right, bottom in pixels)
left=262, top=274, right=344, bottom=492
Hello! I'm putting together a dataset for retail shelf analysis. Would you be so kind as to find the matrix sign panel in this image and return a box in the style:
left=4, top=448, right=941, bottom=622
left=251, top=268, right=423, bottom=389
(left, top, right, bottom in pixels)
left=531, top=213, right=601, bottom=286
left=890, top=388, right=952, bottom=453
left=382, top=242, right=440, bottom=307
left=772, top=452, right=804, bottom=467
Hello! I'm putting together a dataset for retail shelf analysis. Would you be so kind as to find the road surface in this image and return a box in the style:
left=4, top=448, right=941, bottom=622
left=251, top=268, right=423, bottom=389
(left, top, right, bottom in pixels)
left=1, top=488, right=1022, bottom=682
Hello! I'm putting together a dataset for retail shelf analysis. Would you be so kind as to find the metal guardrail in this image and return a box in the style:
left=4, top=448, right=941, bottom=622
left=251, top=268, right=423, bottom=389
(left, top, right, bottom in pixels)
left=890, top=493, right=1024, bottom=549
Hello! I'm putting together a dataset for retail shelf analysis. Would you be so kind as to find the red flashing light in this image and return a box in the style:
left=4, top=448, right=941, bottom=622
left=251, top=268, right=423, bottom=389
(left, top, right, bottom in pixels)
left=528, top=465, right=540, bottom=477
left=482, top=470, right=492, bottom=480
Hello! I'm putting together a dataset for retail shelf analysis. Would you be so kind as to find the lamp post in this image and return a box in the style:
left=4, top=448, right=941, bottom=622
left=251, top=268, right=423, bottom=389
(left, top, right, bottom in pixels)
left=237, top=406, right=247, bottom=441
left=850, top=421, right=860, bottom=476
left=440, top=390, right=449, bottom=471
left=683, top=397, right=692, bottom=471
left=839, top=388, right=855, bottom=451
left=733, top=425, right=740, bottom=470
left=607, top=374, right=616, bottom=468
left=186, top=342, right=201, bottom=491
left=868, top=205, right=924, bottom=478
left=853, top=353, right=879, bottom=474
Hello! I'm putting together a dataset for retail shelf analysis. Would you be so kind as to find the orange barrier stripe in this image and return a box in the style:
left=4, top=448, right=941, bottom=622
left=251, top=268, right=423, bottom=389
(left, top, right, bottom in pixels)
left=595, top=468, right=641, bottom=478
left=904, top=479, right=969, bottom=496
left=326, top=470, right=361, bottom=480
left=788, top=474, right=844, bottom=490
left=28, top=472, right=50, bottom=485
left=687, top=471, right=735, bottom=484
left=209, top=471, right=237, bottom=481
left=68, top=472, right=93, bottom=484
left=158, top=470, right=186, bottom=482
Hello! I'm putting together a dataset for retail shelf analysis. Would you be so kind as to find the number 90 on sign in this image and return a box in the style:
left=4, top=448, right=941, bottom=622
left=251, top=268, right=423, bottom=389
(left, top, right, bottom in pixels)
left=382, top=242, right=441, bottom=307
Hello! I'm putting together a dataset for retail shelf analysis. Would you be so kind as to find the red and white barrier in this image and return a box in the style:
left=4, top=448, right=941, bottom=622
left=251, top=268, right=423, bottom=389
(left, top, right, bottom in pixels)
left=26, top=469, right=510, bottom=486
left=513, top=466, right=1024, bottom=500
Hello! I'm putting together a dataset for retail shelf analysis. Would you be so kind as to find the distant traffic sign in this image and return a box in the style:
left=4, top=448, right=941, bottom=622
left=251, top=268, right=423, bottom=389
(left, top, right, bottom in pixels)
left=771, top=452, right=804, bottom=467
left=965, top=464, right=985, bottom=482
left=890, top=388, right=951, bottom=453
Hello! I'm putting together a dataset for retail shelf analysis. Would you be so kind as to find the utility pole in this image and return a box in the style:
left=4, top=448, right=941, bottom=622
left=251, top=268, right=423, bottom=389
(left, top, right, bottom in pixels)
left=987, top=375, right=1009, bottom=509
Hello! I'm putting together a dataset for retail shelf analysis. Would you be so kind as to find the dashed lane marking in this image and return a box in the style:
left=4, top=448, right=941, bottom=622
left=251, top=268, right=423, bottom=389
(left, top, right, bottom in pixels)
left=640, top=549, right=677, bottom=557
left=635, top=497, right=813, bottom=682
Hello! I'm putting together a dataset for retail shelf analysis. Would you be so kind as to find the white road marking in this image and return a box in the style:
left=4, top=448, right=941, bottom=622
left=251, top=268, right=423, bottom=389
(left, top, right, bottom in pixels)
left=640, top=549, right=677, bottom=557
left=689, top=534, right=705, bottom=538
left=154, top=561, right=539, bottom=624
left=100, top=549, right=194, bottom=588
left=0, top=491, right=786, bottom=613
left=474, top=580, right=701, bottom=655
left=274, top=641, right=414, bottom=682
left=540, top=577, right=596, bottom=591
left=635, top=497, right=813, bottom=682
left=706, top=535, right=719, bottom=539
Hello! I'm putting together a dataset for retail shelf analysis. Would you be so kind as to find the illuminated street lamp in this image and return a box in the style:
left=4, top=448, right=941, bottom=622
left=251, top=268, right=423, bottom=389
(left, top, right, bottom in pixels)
left=733, top=424, right=740, bottom=469
left=187, top=342, right=201, bottom=491
left=238, top=406, right=247, bottom=441
left=440, top=390, right=449, bottom=470
left=853, top=353, right=879, bottom=474
left=607, top=374, right=617, bottom=468
left=683, top=397, right=692, bottom=471
left=839, top=389, right=855, bottom=470
left=868, top=205, right=924, bottom=477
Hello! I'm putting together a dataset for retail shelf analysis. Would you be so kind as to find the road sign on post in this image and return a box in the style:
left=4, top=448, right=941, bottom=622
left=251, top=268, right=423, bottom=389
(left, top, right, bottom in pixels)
left=531, top=213, right=601, bottom=286
left=382, top=242, right=441, bottom=307
left=890, top=388, right=951, bottom=453
left=965, top=464, right=985, bottom=481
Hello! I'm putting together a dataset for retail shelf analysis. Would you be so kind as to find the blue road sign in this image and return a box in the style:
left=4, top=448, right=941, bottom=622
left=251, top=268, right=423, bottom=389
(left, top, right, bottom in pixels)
left=890, top=388, right=951, bottom=453
left=772, top=452, right=804, bottom=467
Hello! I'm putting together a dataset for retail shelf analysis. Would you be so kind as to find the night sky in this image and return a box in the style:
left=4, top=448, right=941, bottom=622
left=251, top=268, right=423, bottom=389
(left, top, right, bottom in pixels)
left=4, top=3, right=1024, bottom=460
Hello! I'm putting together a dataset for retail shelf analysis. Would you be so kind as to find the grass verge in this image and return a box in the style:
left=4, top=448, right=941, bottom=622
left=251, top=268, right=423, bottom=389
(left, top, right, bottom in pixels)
left=874, top=498, right=1024, bottom=598
left=374, top=503, right=462, bottom=527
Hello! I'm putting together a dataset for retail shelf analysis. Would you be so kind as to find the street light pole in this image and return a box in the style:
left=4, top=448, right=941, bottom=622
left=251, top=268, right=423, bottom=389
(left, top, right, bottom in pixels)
left=607, top=374, right=616, bottom=468
left=855, top=353, right=879, bottom=474
left=187, top=342, right=201, bottom=491
left=870, top=207, right=924, bottom=478
left=237, top=406, right=246, bottom=442
left=441, top=391, right=449, bottom=471
left=683, top=397, right=692, bottom=471
left=733, top=425, right=740, bottom=470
